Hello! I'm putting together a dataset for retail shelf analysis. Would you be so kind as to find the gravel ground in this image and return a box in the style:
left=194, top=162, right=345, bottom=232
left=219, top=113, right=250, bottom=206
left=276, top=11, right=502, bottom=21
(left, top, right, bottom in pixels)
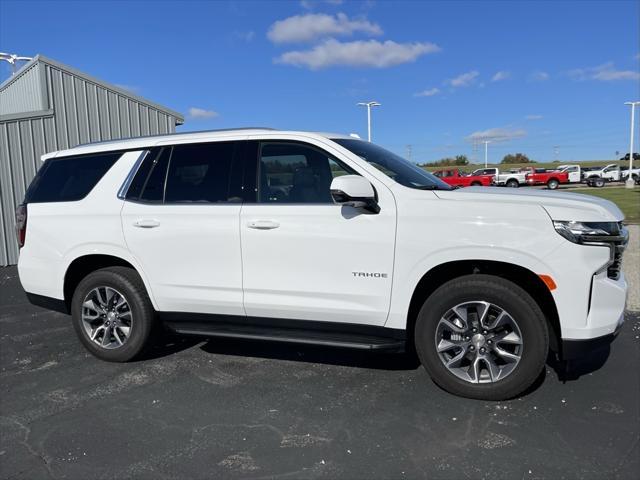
left=1, top=263, right=639, bottom=480
left=623, top=224, right=639, bottom=311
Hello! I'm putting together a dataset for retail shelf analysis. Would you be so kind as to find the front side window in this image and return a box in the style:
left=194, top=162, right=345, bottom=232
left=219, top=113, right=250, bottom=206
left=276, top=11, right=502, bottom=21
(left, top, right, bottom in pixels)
left=24, top=152, right=121, bottom=203
left=259, top=143, right=356, bottom=203
left=332, top=139, right=452, bottom=191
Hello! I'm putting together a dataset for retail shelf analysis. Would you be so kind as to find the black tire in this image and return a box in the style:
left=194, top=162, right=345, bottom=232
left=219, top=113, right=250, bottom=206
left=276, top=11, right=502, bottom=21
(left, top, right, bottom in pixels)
left=471, top=181, right=482, bottom=186
left=415, top=274, right=549, bottom=400
left=547, top=178, right=559, bottom=190
left=71, top=266, right=156, bottom=362
left=506, top=179, right=519, bottom=188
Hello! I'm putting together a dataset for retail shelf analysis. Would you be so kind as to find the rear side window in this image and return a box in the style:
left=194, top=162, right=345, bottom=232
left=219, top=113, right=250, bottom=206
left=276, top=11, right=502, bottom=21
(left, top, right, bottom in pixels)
left=165, top=142, right=240, bottom=203
left=24, top=152, right=121, bottom=203
left=126, top=148, right=171, bottom=203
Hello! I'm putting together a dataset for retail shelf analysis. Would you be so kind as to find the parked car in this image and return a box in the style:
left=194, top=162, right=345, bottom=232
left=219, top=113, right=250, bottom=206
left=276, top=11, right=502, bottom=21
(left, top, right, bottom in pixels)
left=523, top=167, right=570, bottom=189
left=493, top=168, right=527, bottom=188
left=17, top=129, right=629, bottom=400
left=587, top=166, right=640, bottom=187
left=432, top=168, right=494, bottom=187
left=620, top=153, right=640, bottom=161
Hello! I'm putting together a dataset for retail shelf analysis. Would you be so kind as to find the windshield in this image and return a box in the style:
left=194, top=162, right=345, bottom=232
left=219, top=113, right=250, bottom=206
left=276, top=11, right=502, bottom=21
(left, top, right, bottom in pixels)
left=332, top=139, right=452, bottom=191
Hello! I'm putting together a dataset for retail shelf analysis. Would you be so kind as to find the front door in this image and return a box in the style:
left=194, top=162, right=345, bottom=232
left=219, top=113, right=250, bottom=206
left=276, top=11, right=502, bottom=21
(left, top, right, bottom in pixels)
left=240, top=141, right=396, bottom=326
left=121, top=141, right=245, bottom=315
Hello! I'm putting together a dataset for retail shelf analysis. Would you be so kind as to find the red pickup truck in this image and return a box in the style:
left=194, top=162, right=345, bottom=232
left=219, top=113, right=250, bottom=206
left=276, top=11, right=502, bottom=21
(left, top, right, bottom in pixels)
left=432, top=169, right=494, bottom=187
left=523, top=167, right=569, bottom=189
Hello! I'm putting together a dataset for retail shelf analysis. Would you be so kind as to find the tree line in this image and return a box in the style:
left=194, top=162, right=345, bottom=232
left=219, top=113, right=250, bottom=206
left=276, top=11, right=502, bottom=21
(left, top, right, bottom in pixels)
left=420, top=153, right=533, bottom=167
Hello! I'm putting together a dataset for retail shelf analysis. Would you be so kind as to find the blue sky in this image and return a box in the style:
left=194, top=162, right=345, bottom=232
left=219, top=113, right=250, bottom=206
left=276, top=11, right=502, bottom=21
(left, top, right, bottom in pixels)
left=1, top=0, right=639, bottom=163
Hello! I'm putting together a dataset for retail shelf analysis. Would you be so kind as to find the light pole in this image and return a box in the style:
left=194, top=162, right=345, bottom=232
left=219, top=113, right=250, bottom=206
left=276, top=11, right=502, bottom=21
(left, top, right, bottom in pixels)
left=357, top=101, right=381, bottom=142
left=624, top=101, right=639, bottom=189
left=483, top=140, right=490, bottom=168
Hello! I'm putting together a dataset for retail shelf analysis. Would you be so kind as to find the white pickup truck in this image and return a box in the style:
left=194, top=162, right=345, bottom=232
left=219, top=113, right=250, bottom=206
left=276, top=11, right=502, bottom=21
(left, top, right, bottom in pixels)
left=584, top=164, right=640, bottom=182
left=493, top=169, right=528, bottom=188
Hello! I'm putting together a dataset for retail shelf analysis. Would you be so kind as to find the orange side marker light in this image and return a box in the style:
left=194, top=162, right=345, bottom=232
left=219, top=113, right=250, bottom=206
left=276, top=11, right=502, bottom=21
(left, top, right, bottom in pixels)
left=538, top=274, right=557, bottom=291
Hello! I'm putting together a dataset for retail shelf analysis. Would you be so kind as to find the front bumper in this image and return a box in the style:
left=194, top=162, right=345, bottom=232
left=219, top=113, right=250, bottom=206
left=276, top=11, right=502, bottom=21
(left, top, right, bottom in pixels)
left=561, top=315, right=624, bottom=359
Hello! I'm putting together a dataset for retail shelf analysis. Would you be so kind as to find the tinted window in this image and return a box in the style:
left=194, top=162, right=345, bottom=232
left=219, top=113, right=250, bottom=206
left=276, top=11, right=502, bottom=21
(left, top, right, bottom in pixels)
left=24, top=152, right=121, bottom=203
left=164, top=142, right=238, bottom=203
left=259, top=143, right=355, bottom=203
left=332, top=138, right=452, bottom=191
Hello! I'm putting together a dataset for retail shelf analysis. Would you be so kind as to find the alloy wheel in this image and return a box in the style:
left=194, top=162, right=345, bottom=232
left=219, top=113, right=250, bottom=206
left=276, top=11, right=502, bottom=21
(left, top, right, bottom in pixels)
left=81, top=286, right=133, bottom=349
left=435, top=301, right=523, bottom=384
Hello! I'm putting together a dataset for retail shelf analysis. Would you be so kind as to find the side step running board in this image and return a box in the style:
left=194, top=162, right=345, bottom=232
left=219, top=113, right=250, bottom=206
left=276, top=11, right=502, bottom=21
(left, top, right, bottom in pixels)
left=160, top=313, right=406, bottom=352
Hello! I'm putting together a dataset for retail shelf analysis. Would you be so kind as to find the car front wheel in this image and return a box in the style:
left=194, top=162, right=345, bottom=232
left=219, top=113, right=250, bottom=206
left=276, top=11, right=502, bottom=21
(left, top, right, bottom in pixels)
left=506, top=179, right=519, bottom=188
left=415, top=274, right=549, bottom=400
left=547, top=179, right=559, bottom=189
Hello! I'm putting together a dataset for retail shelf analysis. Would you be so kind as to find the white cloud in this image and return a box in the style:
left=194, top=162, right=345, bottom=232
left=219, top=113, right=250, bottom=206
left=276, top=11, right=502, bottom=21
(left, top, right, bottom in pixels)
left=529, top=71, right=549, bottom=82
left=267, top=12, right=382, bottom=44
left=414, top=87, right=440, bottom=97
left=188, top=107, right=219, bottom=120
left=491, top=71, right=510, bottom=82
left=447, top=70, right=479, bottom=88
left=567, top=62, right=640, bottom=81
left=524, top=114, right=543, bottom=120
left=467, top=127, right=527, bottom=143
left=275, top=38, right=440, bottom=69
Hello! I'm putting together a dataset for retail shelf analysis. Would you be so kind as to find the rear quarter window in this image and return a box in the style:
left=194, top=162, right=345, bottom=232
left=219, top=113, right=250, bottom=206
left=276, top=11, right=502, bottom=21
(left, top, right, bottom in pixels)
left=24, top=152, right=122, bottom=203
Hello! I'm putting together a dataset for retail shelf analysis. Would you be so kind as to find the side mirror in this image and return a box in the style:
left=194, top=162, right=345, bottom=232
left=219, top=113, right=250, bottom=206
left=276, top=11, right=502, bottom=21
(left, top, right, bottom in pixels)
left=330, top=175, right=380, bottom=214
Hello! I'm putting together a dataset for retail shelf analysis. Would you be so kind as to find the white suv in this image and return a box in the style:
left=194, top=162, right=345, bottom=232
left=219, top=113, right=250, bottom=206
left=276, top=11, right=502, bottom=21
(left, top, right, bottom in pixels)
left=17, top=129, right=628, bottom=400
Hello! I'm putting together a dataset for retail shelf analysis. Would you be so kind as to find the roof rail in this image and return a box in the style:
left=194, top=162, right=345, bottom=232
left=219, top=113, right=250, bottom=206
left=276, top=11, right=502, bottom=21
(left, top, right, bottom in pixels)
left=74, top=127, right=278, bottom=148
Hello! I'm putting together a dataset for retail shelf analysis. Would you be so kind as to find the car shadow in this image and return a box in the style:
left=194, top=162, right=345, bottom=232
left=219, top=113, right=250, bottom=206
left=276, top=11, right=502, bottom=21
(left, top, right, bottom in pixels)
left=546, top=346, right=611, bottom=382
left=199, top=336, right=422, bottom=371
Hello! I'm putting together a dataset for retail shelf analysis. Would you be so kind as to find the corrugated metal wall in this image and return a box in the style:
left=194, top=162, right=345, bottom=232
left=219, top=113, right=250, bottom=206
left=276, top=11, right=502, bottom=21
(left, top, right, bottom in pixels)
left=0, top=57, right=182, bottom=266
left=0, top=62, right=45, bottom=115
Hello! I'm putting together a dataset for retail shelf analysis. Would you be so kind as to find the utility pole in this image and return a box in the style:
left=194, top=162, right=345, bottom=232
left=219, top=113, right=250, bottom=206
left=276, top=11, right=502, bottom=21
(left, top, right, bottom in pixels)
left=406, top=144, right=413, bottom=162
left=553, top=145, right=560, bottom=162
left=356, top=101, right=381, bottom=142
left=624, top=101, right=639, bottom=189
left=483, top=140, right=490, bottom=168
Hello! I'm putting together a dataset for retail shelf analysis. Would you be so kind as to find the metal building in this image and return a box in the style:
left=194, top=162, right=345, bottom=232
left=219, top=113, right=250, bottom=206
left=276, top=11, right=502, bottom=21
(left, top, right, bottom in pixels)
left=0, top=54, right=184, bottom=266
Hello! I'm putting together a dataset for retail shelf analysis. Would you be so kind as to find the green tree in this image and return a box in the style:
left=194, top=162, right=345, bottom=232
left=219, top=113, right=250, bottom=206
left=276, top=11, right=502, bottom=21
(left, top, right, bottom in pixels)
left=422, top=155, right=469, bottom=167
left=501, top=153, right=532, bottom=164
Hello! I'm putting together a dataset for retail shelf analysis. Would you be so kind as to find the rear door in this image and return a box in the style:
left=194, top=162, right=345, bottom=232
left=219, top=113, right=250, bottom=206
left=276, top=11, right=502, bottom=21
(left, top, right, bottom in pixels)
left=239, top=140, right=396, bottom=326
left=121, top=141, right=246, bottom=315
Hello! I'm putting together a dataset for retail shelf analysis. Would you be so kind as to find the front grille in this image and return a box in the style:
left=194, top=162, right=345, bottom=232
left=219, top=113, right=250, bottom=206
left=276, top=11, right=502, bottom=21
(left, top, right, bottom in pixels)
left=606, top=223, right=628, bottom=280
left=607, top=243, right=625, bottom=280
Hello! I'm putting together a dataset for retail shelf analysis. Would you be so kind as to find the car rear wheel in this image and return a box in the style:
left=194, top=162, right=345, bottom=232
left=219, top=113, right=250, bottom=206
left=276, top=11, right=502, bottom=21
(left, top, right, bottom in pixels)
left=506, top=179, right=519, bottom=188
left=471, top=181, right=482, bottom=186
left=415, top=274, right=548, bottom=400
left=71, top=266, right=156, bottom=362
left=547, top=179, right=559, bottom=189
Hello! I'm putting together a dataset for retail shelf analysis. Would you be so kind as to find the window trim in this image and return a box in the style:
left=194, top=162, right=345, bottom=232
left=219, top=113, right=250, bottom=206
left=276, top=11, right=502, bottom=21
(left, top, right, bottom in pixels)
left=256, top=140, right=358, bottom=206
left=117, top=150, right=150, bottom=200
left=124, top=140, right=245, bottom=206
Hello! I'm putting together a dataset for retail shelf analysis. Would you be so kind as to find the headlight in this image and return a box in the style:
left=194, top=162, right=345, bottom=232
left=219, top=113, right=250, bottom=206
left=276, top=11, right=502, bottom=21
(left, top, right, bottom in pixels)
left=553, top=221, right=624, bottom=244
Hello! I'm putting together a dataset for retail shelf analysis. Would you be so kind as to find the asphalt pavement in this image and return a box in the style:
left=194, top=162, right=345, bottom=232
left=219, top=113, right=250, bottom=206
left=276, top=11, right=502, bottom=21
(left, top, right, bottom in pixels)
left=1, top=266, right=638, bottom=480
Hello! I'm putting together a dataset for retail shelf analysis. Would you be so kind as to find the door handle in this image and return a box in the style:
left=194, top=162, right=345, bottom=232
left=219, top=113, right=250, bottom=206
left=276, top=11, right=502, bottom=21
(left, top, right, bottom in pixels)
left=133, top=219, right=161, bottom=228
left=247, top=220, right=280, bottom=230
